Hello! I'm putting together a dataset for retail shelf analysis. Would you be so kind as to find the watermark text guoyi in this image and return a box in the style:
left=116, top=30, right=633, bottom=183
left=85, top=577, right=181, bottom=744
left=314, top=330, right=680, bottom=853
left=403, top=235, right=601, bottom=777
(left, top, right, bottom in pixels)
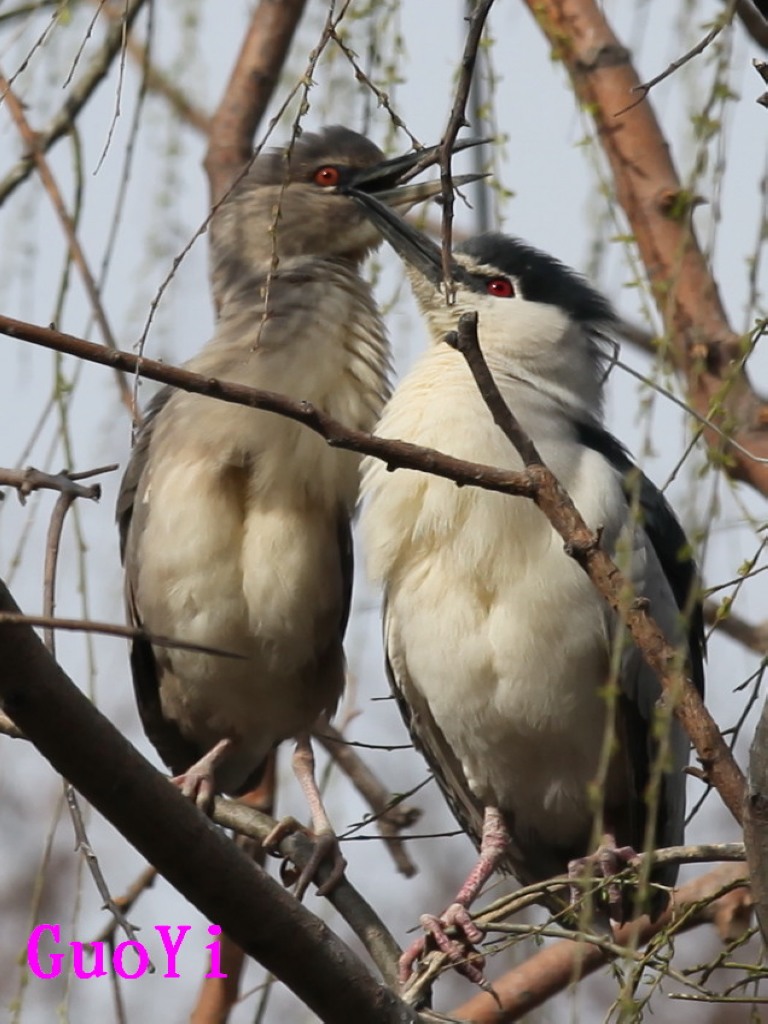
left=27, top=923, right=227, bottom=980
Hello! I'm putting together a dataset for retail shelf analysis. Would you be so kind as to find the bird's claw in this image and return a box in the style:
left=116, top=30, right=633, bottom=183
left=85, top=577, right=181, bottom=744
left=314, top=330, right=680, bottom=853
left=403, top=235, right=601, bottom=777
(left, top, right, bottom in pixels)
left=264, top=817, right=347, bottom=900
left=171, top=768, right=216, bottom=812
left=568, top=842, right=639, bottom=922
left=399, top=902, right=487, bottom=986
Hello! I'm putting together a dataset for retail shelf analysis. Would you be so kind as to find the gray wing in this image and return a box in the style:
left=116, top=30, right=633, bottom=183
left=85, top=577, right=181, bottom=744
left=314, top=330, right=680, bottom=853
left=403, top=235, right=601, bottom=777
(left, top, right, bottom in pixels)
left=577, top=421, right=704, bottom=894
left=116, top=387, right=202, bottom=774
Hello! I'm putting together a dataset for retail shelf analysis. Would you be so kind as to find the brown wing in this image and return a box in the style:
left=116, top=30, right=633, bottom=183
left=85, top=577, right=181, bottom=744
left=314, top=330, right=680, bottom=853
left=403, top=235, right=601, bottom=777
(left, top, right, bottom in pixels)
left=116, top=388, right=202, bottom=774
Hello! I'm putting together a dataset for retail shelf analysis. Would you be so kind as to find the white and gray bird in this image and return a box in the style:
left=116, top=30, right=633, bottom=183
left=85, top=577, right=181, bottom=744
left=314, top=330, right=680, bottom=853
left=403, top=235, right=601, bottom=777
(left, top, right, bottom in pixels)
left=116, top=126, right=478, bottom=895
left=350, top=195, right=704, bottom=977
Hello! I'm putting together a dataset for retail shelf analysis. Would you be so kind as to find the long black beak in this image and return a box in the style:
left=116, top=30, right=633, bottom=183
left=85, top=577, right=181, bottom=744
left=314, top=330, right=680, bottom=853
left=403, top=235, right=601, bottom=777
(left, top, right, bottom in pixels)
left=346, top=188, right=470, bottom=289
left=346, top=136, right=489, bottom=208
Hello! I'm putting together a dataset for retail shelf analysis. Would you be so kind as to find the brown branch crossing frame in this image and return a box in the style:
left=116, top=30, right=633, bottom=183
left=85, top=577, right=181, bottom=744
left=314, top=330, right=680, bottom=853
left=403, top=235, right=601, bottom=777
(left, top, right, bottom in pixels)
left=522, top=0, right=768, bottom=498
left=0, top=312, right=745, bottom=824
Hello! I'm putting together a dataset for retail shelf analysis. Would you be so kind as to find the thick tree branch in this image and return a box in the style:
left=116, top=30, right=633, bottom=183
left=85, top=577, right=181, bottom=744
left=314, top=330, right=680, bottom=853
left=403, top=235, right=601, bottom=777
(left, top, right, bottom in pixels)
left=0, top=580, right=419, bottom=1024
left=523, top=0, right=768, bottom=496
left=204, top=0, right=307, bottom=205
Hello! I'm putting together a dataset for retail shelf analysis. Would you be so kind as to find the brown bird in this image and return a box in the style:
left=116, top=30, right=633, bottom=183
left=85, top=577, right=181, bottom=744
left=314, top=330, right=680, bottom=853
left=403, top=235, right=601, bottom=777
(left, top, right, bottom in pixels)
left=117, top=126, right=480, bottom=895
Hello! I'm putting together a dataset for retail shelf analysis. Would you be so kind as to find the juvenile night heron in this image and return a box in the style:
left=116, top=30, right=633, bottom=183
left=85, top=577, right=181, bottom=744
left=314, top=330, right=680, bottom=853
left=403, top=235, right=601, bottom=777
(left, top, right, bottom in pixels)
left=351, top=195, right=704, bottom=978
left=116, top=126, right=478, bottom=896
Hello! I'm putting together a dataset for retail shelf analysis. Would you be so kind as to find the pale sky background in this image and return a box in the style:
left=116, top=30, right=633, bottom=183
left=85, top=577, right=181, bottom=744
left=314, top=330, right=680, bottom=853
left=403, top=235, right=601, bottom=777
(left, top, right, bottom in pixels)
left=0, top=1, right=766, bottom=1021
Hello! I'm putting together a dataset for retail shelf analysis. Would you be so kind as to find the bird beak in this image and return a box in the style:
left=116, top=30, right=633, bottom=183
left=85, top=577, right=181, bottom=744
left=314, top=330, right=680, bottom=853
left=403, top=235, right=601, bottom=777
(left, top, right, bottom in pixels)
left=346, top=136, right=489, bottom=208
left=345, top=187, right=463, bottom=289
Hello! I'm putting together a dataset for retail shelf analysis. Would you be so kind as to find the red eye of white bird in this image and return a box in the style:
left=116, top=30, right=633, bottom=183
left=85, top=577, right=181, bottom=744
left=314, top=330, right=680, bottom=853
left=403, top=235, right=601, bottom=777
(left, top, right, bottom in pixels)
left=313, top=166, right=341, bottom=187
left=487, top=277, right=515, bottom=298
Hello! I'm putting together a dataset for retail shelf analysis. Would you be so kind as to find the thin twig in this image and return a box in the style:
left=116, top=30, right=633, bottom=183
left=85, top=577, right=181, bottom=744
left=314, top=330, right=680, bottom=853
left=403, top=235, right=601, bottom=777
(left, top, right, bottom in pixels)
left=0, top=612, right=243, bottom=657
left=0, top=463, right=115, bottom=503
left=0, top=0, right=149, bottom=206
left=0, top=72, right=134, bottom=413
left=314, top=721, right=422, bottom=878
left=450, top=863, right=751, bottom=1023
left=439, top=0, right=495, bottom=294
left=36, top=469, right=146, bottom=959
left=619, top=7, right=736, bottom=115
left=87, top=865, right=158, bottom=947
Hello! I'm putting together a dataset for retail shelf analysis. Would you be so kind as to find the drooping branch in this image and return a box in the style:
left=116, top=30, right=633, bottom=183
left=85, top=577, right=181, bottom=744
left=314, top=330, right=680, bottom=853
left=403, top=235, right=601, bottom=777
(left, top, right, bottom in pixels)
left=523, top=0, right=768, bottom=496
left=0, top=580, right=419, bottom=1024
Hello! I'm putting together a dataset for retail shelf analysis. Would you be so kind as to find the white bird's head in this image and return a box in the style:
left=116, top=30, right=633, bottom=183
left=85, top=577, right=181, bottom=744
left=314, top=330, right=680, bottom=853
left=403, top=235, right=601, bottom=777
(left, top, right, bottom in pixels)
left=347, top=189, right=619, bottom=418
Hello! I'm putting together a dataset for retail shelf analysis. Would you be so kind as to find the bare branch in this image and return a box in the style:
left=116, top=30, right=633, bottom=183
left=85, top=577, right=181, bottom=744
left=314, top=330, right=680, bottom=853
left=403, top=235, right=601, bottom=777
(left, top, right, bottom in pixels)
left=737, top=0, right=768, bottom=49
left=0, top=612, right=243, bottom=657
left=523, top=0, right=768, bottom=497
left=745, top=697, right=768, bottom=942
left=623, top=10, right=735, bottom=114
left=0, top=72, right=134, bottom=413
left=0, top=313, right=537, bottom=499
left=314, top=721, right=422, bottom=878
left=212, top=798, right=403, bottom=989
left=439, top=0, right=495, bottom=293
left=705, top=600, right=768, bottom=655
left=0, top=464, right=115, bottom=503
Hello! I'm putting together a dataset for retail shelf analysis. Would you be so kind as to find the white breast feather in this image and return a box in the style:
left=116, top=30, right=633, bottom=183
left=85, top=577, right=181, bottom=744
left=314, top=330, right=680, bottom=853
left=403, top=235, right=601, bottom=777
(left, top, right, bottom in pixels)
left=362, top=344, right=631, bottom=844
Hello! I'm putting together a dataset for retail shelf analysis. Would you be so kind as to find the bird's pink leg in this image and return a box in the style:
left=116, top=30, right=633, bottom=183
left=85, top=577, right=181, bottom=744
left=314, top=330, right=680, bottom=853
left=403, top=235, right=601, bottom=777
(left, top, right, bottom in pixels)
left=172, top=737, right=234, bottom=811
left=264, top=733, right=347, bottom=900
left=400, top=805, right=509, bottom=985
left=568, top=831, right=639, bottom=922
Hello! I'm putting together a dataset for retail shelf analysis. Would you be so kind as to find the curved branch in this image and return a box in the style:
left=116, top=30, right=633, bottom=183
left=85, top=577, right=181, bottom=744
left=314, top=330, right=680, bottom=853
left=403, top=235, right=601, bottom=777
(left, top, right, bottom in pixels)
left=523, top=0, right=768, bottom=495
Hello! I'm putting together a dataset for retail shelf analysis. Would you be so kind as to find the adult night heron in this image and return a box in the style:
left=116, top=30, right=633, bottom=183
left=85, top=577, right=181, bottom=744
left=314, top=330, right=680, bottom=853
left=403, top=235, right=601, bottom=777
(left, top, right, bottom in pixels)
left=116, top=126, right=479, bottom=896
left=351, top=195, right=704, bottom=977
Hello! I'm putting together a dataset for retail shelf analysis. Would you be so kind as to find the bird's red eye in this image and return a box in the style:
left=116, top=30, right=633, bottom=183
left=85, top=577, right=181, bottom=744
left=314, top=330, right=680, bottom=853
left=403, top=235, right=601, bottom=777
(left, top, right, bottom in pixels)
left=487, top=277, right=515, bottom=298
left=313, top=166, right=341, bottom=187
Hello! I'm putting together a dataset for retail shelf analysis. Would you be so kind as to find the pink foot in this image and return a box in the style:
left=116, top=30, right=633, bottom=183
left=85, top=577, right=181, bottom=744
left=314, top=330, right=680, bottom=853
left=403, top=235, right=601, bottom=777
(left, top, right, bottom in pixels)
left=171, top=738, right=234, bottom=811
left=399, top=902, right=486, bottom=986
left=264, top=816, right=347, bottom=900
left=568, top=836, right=640, bottom=921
